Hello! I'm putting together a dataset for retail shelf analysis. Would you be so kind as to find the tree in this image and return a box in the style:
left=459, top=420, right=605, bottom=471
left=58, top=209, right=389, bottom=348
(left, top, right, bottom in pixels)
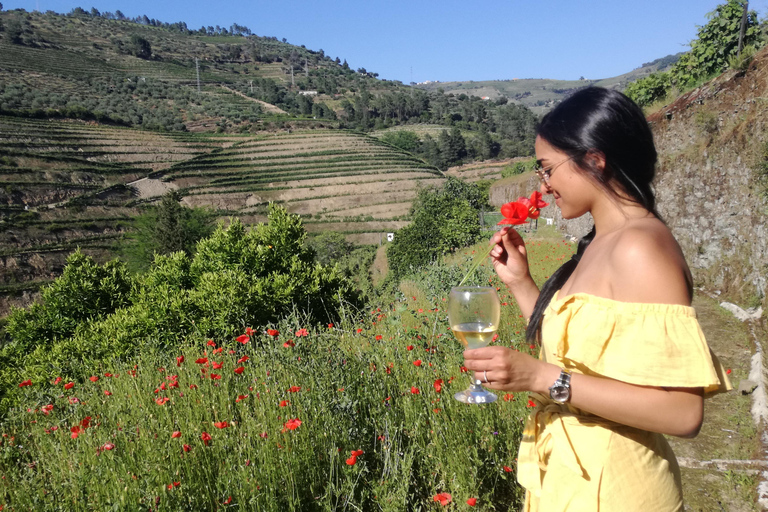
left=115, top=9, right=125, bottom=20
left=128, top=34, right=152, bottom=59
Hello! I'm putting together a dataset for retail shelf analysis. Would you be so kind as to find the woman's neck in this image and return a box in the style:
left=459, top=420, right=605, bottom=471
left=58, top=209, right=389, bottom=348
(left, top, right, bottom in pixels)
left=590, top=194, right=652, bottom=237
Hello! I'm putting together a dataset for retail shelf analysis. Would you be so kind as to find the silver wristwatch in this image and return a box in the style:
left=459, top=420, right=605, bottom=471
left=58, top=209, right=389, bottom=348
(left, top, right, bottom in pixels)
left=548, top=369, right=572, bottom=403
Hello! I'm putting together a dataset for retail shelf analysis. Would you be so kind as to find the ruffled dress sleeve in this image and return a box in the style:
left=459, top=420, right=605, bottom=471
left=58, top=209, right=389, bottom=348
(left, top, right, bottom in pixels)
left=542, top=292, right=731, bottom=396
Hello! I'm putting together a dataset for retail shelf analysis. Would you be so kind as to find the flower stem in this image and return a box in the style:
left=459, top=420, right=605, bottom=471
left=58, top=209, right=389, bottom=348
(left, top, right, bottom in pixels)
left=457, top=243, right=495, bottom=287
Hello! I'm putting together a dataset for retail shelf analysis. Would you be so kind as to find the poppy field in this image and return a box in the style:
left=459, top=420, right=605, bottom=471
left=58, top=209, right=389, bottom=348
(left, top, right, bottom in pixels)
left=0, top=237, right=575, bottom=511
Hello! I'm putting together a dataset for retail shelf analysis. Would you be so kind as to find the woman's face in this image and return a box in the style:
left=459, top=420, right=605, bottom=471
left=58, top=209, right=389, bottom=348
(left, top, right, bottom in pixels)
left=534, top=136, right=602, bottom=220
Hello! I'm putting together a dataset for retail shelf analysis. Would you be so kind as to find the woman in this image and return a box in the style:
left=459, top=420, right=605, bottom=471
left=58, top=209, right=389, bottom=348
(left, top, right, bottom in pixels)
left=463, top=87, right=730, bottom=511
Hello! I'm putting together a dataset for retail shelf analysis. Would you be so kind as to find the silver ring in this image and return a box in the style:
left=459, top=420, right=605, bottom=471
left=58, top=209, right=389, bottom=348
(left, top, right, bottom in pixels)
left=483, top=370, right=489, bottom=383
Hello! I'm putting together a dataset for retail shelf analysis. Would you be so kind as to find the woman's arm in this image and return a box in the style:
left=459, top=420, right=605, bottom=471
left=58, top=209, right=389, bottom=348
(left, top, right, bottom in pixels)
left=462, top=347, right=704, bottom=438
left=489, top=227, right=540, bottom=320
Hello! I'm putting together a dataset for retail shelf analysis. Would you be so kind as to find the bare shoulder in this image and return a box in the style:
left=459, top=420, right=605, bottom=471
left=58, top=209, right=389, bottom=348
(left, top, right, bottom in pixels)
left=608, top=219, right=692, bottom=305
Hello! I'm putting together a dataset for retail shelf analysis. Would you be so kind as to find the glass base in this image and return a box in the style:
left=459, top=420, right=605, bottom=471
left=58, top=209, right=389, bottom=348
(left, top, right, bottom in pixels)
left=454, top=381, right=497, bottom=404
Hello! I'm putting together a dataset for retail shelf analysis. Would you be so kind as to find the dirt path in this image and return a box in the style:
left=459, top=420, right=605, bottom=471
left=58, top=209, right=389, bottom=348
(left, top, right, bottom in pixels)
left=219, top=85, right=288, bottom=115
left=127, top=177, right=178, bottom=199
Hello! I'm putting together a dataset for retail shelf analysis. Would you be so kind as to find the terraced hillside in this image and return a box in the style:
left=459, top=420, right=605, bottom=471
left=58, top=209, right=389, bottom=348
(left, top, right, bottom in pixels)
left=169, top=130, right=444, bottom=243
left=0, top=116, right=242, bottom=312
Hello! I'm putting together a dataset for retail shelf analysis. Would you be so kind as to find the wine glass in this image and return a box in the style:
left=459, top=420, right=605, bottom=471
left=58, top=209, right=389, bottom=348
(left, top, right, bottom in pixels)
left=448, top=286, right=500, bottom=404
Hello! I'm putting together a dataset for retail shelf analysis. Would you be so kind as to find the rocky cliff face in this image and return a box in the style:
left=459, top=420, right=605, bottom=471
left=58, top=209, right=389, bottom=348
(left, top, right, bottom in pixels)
left=489, top=52, right=768, bottom=309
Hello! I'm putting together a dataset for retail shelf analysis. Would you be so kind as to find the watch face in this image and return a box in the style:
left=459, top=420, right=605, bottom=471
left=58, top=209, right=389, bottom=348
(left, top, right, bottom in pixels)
left=550, top=385, right=569, bottom=402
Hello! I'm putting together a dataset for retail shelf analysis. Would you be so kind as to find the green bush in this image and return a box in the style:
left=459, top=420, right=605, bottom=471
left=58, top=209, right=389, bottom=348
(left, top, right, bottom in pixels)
left=624, top=72, right=671, bottom=107
left=501, top=157, right=536, bottom=178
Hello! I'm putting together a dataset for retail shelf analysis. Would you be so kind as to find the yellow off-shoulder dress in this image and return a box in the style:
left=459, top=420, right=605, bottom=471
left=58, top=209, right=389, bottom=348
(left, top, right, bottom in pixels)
left=517, top=291, right=732, bottom=512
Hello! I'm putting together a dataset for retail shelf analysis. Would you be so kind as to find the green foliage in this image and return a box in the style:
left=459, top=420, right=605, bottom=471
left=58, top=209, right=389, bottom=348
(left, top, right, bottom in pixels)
left=127, top=34, right=152, bottom=59
left=305, top=231, right=353, bottom=266
left=624, top=72, right=672, bottom=107
left=379, top=130, right=420, bottom=152
left=121, top=192, right=216, bottom=273
left=0, top=206, right=362, bottom=414
left=387, top=178, right=483, bottom=280
left=501, top=157, right=537, bottom=178
left=728, top=44, right=757, bottom=71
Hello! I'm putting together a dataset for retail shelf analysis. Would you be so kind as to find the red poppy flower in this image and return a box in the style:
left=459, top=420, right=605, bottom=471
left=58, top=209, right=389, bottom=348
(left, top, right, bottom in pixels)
left=282, top=418, right=302, bottom=432
left=189, top=384, right=198, bottom=390
left=237, top=356, right=249, bottom=364
left=467, top=497, right=477, bottom=506
left=172, top=431, right=182, bottom=438
left=234, top=367, right=245, bottom=375
left=413, top=360, right=422, bottom=367
left=295, top=328, right=309, bottom=337
left=279, top=400, right=289, bottom=407
left=88, top=376, right=98, bottom=383
left=410, top=386, right=420, bottom=395
left=433, top=379, right=443, bottom=393
left=526, top=399, right=536, bottom=408
left=236, top=334, right=250, bottom=344
left=266, top=329, right=279, bottom=337
left=222, top=497, right=232, bottom=505
left=259, top=432, right=268, bottom=438
left=236, top=395, right=248, bottom=403
left=356, top=328, right=363, bottom=334
left=375, top=335, right=383, bottom=341
left=406, top=345, right=414, bottom=351
left=104, top=390, right=112, bottom=396
left=64, top=382, right=75, bottom=390
left=497, top=201, right=529, bottom=225
left=503, top=393, right=514, bottom=401
left=212, top=361, right=223, bottom=369
left=727, top=368, right=732, bottom=375
left=283, top=339, right=295, bottom=348
left=100, top=442, right=115, bottom=451
left=52, top=377, right=62, bottom=385
left=176, top=356, right=185, bottom=366
left=201, top=432, right=212, bottom=445
left=433, top=492, right=452, bottom=506
left=41, top=404, right=54, bottom=415
left=18, top=379, right=32, bottom=388
left=346, top=455, right=358, bottom=465
left=288, top=386, right=301, bottom=393
left=195, top=358, right=208, bottom=364
left=210, top=374, right=221, bottom=380
left=503, top=465, right=513, bottom=472
left=206, top=339, right=216, bottom=347
left=213, top=347, right=223, bottom=354
left=214, top=421, right=228, bottom=429
left=183, top=444, right=191, bottom=452
left=156, top=397, right=169, bottom=405
left=328, top=323, right=334, bottom=328
left=517, top=191, right=549, bottom=219
left=245, top=327, right=255, bottom=336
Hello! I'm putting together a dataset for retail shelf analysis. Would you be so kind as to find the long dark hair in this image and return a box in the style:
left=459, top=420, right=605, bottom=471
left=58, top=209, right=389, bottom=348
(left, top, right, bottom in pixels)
left=525, top=87, right=660, bottom=344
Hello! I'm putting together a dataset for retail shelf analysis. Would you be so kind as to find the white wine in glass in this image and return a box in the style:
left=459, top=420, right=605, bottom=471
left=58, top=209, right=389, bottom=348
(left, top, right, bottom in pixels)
left=448, top=286, right=500, bottom=404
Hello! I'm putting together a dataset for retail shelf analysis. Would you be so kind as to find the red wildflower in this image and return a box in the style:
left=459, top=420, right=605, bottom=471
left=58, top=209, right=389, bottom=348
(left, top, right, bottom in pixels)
left=211, top=361, right=223, bottom=369
left=213, top=347, right=223, bottom=354
left=279, top=400, right=289, bottom=407
left=327, top=323, right=334, bottom=328
left=527, top=399, right=536, bottom=408
left=64, top=382, right=75, bottom=390
left=281, top=418, right=302, bottom=432
left=41, top=404, right=54, bottom=415
left=18, top=379, right=32, bottom=388
left=176, top=356, right=184, bottom=366
left=295, top=328, right=309, bottom=337
left=100, top=442, right=115, bottom=451
left=497, top=201, right=529, bottom=225
left=351, top=449, right=364, bottom=457
left=283, top=339, right=295, bottom=348
left=467, top=497, right=477, bottom=506
left=517, top=191, right=549, bottom=219
left=503, top=465, right=513, bottom=472
left=288, top=386, right=301, bottom=393
left=89, top=376, right=98, bottom=382
left=346, top=454, right=358, bottom=465
left=413, top=360, right=422, bottom=367
left=70, top=426, right=82, bottom=439
left=433, top=492, right=452, bottom=506
left=237, top=355, right=249, bottom=364
left=52, top=377, right=62, bottom=385
left=182, top=444, right=191, bottom=452
left=210, top=374, right=221, bottom=380
left=356, top=328, right=363, bottom=334
left=236, top=334, right=250, bottom=344
left=214, top=421, right=228, bottom=429
left=189, top=384, right=198, bottom=390
left=375, top=335, right=383, bottom=341
left=104, top=390, right=112, bottom=396
left=727, top=368, right=732, bottom=375
left=503, top=393, right=515, bottom=402
left=156, top=397, right=169, bottom=405
left=195, top=358, right=208, bottom=364
left=406, top=345, right=414, bottom=351
left=201, top=432, right=212, bottom=445
left=234, top=367, right=245, bottom=375
left=207, top=339, right=216, bottom=347
left=267, top=329, right=279, bottom=337
left=245, top=327, right=255, bottom=336
left=411, top=386, right=420, bottom=395
left=433, top=379, right=443, bottom=393
left=236, top=395, right=248, bottom=403
left=222, top=497, right=232, bottom=505
left=172, top=431, right=182, bottom=438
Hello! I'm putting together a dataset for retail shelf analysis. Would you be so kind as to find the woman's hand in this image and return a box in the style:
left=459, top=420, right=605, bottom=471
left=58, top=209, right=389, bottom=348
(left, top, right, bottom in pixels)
left=490, top=227, right=532, bottom=288
left=462, top=346, right=558, bottom=393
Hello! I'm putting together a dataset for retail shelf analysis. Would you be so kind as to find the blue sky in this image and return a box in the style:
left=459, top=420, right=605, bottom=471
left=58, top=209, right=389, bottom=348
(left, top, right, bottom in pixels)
left=3, top=0, right=766, bottom=83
